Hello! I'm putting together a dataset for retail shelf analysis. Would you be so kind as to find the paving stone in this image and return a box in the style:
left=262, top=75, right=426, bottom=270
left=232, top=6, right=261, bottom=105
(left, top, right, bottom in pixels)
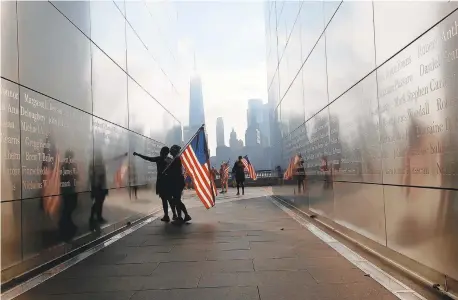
left=15, top=192, right=405, bottom=300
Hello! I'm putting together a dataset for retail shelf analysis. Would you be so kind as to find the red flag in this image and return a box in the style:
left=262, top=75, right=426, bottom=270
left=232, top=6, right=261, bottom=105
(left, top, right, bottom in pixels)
left=241, top=155, right=257, bottom=180
left=180, top=127, right=217, bottom=209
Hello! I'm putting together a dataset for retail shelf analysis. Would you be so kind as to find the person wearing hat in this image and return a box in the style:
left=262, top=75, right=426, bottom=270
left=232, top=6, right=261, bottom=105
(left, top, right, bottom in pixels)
left=167, top=145, right=192, bottom=224
left=134, top=147, right=177, bottom=222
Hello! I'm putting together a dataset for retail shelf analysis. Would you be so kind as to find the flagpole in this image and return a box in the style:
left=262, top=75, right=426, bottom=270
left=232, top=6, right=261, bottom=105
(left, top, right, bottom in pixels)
left=162, top=124, right=205, bottom=174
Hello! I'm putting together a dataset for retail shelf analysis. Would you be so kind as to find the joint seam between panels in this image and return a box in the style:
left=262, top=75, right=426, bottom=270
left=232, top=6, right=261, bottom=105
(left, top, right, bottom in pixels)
left=267, top=1, right=304, bottom=92
left=274, top=0, right=342, bottom=112
left=123, top=1, right=179, bottom=97
left=1, top=183, right=152, bottom=204
left=278, top=5, right=458, bottom=131
left=370, top=0, right=388, bottom=248
left=48, top=0, right=181, bottom=124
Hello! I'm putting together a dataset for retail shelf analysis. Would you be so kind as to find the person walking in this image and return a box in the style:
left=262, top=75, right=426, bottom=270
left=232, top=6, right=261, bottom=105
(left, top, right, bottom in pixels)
left=133, top=147, right=177, bottom=222
left=232, top=156, right=245, bottom=196
left=167, top=145, right=192, bottom=225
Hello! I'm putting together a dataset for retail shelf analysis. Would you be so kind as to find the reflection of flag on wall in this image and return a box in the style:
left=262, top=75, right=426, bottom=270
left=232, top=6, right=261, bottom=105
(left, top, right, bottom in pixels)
left=42, top=153, right=61, bottom=217
left=241, top=155, right=257, bottom=180
left=114, top=156, right=129, bottom=188
left=284, top=154, right=299, bottom=180
left=180, top=126, right=217, bottom=209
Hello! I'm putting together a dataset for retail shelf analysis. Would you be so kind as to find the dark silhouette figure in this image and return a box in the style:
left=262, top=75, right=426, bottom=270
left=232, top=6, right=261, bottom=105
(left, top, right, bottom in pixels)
left=59, top=150, right=78, bottom=241
left=90, top=149, right=109, bottom=229
left=295, top=155, right=305, bottom=194
left=232, top=156, right=245, bottom=195
left=167, top=145, right=191, bottom=225
left=129, top=160, right=138, bottom=200
left=133, top=147, right=177, bottom=222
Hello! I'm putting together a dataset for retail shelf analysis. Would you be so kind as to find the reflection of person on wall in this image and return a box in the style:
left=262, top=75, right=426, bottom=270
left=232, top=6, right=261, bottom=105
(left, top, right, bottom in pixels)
left=320, top=156, right=331, bottom=190
left=295, top=155, right=306, bottom=194
left=129, top=159, right=138, bottom=200
left=276, top=165, right=282, bottom=185
left=167, top=145, right=191, bottom=225
left=59, top=150, right=78, bottom=241
left=232, top=156, right=245, bottom=196
left=90, top=149, right=108, bottom=227
left=134, top=147, right=177, bottom=222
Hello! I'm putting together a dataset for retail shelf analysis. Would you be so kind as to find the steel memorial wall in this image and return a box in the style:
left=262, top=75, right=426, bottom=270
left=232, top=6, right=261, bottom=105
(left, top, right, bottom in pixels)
left=266, top=0, right=458, bottom=291
left=1, top=0, right=183, bottom=283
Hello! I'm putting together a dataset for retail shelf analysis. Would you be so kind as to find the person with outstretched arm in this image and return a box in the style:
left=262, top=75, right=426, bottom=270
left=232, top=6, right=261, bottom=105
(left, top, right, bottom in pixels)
left=167, top=145, right=191, bottom=225
left=133, top=147, right=177, bottom=222
left=232, top=156, right=245, bottom=196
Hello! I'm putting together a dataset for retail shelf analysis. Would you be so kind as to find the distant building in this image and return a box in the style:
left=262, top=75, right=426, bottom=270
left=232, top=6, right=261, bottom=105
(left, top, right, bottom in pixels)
left=216, top=117, right=225, bottom=147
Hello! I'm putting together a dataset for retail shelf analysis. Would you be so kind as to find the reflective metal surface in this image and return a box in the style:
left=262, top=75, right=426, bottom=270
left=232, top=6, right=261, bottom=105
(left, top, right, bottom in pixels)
left=1, top=80, right=21, bottom=201
left=1, top=0, right=183, bottom=283
left=324, top=0, right=376, bottom=101
left=373, top=1, right=458, bottom=65
left=1, top=0, right=18, bottom=82
left=329, top=73, right=381, bottom=183
left=91, top=44, right=128, bottom=128
left=20, top=87, right=93, bottom=199
left=268, top=0, right=458, bottom=283
left=17, top=1, right=92, bottom=113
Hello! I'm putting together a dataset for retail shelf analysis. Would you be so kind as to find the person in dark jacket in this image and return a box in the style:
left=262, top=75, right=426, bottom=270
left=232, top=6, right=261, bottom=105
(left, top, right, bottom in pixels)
left=167, top=145, right=191, bottom=225
left=90, top=149, right=109, bottom=227
left=134, top=147, right=177, bottom=222
left=232, top=156, right=245, bottom=196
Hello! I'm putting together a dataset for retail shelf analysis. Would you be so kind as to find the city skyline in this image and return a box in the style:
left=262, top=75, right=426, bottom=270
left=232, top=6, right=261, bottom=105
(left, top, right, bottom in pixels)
left=176, top=1, right=267, bottom=154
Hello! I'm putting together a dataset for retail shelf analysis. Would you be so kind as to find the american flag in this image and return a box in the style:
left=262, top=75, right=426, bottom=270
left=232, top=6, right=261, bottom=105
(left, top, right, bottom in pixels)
left=241, top=155, right=257, bottom=180
left=114, top=156, right=129, bottom=188
left=42, top=152, right=61, bottom=217
left=220, top=159, right=230, bottom=181
left=180, top=126, right=217, bottom=209
left=284, top=154, right=300, bottom=180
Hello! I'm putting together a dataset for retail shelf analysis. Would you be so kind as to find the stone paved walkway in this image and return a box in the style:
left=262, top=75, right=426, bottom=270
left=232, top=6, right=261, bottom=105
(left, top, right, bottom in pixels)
left=16, top=190, right=398, bottom=300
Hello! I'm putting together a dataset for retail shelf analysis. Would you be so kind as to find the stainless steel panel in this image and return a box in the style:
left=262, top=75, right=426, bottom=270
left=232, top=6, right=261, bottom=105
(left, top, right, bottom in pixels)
left=373, top=1, right=458, bottom=65
left=1, top=80, right=21, bottom=201
left=1, top=200, right=22, bottom=269
left=378, top=11, right=458, bottom=188
left=384, top=185, right=458, bottom=281
left=93, top=117, right=129, bottom=190
left=303, top=110, right=334, bottom=218
left=269, top=73, right=281, bottom=109
left=328, top=73, right=382, bottom=183
left=114, top=0, right=125, bottom=16
left=91, top=44, right=128, bottom=128
left=280, top=76, right=304, bottom=135
left=125, top=14, right=155, bottom=95
left=323, top=0, right=341, bottom=27
left=17, top=1, right=92, bottom=113
left=1, top=0, right=18, bottom=82
left=50, top=0, right=90, bottom=36
left=127, top=78, right=175, bottom=142
left=90, top=0, right=126, bottom=69
left=302, top=35, right=328, bottom=120
left=299, top=1, right=325, bottom=62
left=324, top=1, right=376, bottom=101
left=333, top=182, right=386, bottom=245
left=20, top=87, right=93, bottom=199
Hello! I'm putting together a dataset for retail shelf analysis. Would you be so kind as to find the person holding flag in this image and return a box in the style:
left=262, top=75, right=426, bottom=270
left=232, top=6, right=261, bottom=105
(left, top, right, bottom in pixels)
left=163, top=125, right=216, bottom=225
left=219, top=159, right=230, bottom=194
left=167, top=144, right=192, bottom=225
left=133, top=147, right=177, bottom=222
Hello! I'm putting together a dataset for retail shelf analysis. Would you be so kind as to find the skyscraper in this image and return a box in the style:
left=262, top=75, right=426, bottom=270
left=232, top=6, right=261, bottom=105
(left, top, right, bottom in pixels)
left=189, top=55, right=205, bottom=128
left=216, top=117, right=225, bottom=147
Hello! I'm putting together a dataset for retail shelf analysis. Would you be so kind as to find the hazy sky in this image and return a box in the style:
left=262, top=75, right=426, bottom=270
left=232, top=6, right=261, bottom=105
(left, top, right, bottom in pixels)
left=175, top=1, right=268, bottom=153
